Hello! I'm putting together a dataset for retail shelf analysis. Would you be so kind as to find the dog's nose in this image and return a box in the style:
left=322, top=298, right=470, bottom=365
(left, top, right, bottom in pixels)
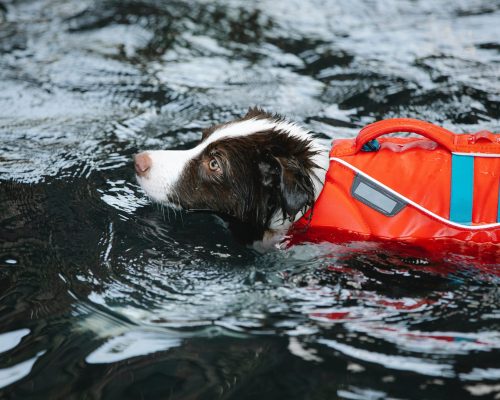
left=134, top=152, right=152, bottom=176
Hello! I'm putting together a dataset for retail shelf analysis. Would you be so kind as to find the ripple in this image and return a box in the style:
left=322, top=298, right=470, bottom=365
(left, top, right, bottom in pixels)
left=0, top=351, right=45, bottom=389
left=0, top=329, right=30, bottom=354
left=318, top=338, right=455, bottom=377
left=86, top=331, right=181, bottom=364
left=99, top=180, right=149, bottom=216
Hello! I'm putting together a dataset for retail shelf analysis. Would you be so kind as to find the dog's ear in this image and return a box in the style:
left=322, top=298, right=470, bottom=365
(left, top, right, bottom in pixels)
left=258, top=154, right=315, bottom=223
left=275, top=156, right=315, bottom=221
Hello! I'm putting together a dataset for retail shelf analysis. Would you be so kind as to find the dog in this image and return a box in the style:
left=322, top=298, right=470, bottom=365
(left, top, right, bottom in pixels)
left=134, top=108, right=330, bottom=248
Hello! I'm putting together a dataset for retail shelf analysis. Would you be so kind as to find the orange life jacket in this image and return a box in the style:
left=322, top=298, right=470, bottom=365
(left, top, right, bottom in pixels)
left=291, top=118, right=500, bottom=253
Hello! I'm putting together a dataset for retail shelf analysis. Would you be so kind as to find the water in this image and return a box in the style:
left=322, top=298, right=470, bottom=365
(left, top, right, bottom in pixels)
left=0, top=0, right=499, bottom=398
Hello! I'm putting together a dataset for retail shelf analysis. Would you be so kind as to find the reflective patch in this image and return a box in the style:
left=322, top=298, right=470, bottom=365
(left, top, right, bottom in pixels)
left=351, top=174, right=407, bottom=217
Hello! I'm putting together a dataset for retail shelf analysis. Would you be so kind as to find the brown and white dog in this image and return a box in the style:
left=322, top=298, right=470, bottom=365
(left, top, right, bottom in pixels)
left=134, top=108, right=330, bottom=248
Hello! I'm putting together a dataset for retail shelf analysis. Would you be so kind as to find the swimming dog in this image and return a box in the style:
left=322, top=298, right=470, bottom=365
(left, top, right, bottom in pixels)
left=134, top=108, right=329, bottom=248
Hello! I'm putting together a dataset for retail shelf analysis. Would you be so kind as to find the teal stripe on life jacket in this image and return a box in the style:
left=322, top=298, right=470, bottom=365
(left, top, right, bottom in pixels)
left=450, top=154, right=474, bottom=224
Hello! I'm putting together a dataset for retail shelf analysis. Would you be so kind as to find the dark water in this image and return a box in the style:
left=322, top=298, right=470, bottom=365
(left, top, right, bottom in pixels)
left=1, top=0, right=499, bottom=398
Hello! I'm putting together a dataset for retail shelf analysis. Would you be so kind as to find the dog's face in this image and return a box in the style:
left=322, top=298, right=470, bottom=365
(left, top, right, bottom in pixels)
left=135, top=109, right=325, bottom=243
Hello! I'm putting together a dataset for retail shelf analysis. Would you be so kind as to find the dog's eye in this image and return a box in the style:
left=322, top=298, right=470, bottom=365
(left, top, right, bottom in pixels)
left=208, top=158, right=220, bottom=172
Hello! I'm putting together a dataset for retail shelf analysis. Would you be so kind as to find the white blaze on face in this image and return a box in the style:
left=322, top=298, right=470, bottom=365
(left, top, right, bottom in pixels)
left=135, top=116, right=328, bottom=208
left=135, top=148, right=198, bottom=205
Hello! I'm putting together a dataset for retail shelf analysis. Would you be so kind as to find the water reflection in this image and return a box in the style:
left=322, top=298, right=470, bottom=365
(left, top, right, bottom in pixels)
left=0, top=352, right=45, bottom=390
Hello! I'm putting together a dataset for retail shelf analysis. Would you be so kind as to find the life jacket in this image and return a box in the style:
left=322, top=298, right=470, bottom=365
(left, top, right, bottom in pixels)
left=291, top=118, right=500, bottom=255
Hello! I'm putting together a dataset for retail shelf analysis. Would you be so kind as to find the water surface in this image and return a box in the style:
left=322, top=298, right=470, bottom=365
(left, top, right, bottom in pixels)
left=1, top=0, right=499, bottom=398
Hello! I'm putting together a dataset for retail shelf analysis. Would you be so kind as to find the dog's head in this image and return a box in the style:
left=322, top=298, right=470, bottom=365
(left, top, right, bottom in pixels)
left=134, top=108, right=326, bottom=243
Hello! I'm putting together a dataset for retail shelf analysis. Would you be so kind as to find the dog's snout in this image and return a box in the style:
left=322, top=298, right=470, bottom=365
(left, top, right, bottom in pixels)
left=134, top=152, right=152, bottom=176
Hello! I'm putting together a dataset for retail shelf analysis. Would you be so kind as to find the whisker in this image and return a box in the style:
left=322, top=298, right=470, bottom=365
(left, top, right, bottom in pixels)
left=174, top=189, right=184, bottom=225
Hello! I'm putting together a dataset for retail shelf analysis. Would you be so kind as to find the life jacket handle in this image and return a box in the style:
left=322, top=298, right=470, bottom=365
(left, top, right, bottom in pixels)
left=355, top=118, right=457, bottom=153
